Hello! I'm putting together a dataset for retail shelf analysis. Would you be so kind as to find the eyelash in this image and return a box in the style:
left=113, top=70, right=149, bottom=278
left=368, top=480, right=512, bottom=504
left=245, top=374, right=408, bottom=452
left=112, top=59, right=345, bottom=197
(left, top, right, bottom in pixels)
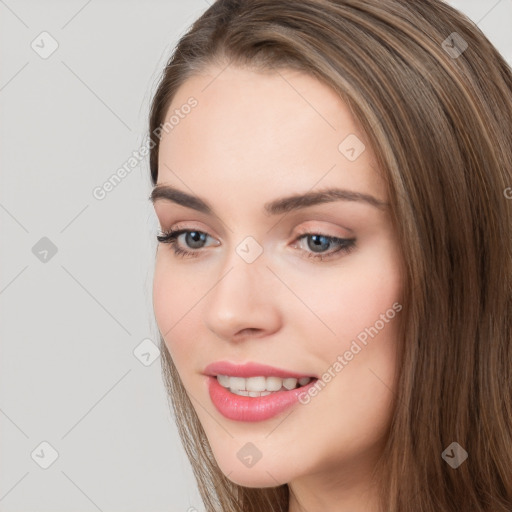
left=156, top=227, right=356, bottom=262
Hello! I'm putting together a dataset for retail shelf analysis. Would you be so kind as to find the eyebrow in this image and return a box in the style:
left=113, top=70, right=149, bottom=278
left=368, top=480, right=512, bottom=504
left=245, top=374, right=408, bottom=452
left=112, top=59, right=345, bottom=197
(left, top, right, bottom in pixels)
left=149, top=184, right=388, bottom=215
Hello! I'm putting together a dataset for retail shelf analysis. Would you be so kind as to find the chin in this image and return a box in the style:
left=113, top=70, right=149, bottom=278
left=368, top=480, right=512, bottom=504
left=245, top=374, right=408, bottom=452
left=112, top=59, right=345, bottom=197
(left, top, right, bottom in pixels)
left=210, top=447, right=291, bottom=488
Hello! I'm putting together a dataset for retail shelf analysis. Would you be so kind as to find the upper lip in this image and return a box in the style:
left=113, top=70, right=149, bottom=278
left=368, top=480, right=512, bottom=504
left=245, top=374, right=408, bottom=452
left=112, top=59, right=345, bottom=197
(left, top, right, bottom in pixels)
left=203, top=361, right=316, bottom=379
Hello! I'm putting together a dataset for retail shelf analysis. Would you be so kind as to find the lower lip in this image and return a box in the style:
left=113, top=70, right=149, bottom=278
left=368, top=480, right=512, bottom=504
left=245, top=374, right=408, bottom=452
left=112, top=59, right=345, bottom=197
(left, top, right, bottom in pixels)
left=207, top=376, right=318, bottom=422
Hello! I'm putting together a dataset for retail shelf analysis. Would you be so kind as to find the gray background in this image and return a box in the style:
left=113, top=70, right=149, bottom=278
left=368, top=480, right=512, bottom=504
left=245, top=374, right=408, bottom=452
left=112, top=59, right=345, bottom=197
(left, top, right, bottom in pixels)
left=0, top=1, right=510, bottom=511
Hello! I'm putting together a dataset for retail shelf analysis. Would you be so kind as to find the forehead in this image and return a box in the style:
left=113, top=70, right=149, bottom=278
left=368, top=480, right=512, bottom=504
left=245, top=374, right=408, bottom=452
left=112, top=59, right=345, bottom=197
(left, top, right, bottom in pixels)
left=156, top=65, right=386, bottom=210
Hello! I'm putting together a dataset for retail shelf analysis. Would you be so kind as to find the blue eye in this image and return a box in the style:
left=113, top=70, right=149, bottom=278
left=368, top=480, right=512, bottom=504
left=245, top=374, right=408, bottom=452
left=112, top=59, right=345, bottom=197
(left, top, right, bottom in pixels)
left=156, top=229, right=209, bottom=258
left=157, top=228, right=356, bottom=262
left=294, top=233, right=356, bottom=261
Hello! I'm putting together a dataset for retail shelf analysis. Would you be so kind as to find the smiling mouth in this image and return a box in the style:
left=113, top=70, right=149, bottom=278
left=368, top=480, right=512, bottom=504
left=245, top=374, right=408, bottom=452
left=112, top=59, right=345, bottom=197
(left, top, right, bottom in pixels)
left=215, top=374, right=317, bottom=397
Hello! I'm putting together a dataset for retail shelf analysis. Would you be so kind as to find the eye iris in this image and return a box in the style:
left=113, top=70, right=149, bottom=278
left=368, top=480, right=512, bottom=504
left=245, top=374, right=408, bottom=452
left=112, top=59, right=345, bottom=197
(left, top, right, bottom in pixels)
left=186, top=231, right=207, bottom=249
left=308, top=234, right=330, bottom=253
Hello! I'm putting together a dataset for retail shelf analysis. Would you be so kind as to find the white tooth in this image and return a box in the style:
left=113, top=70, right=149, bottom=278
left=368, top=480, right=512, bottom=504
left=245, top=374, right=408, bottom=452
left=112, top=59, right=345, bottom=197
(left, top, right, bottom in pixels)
left=246, top=376, right=267, bottom=392
left=221, top=375, right=308, bottom=393
left=266, top=376, right=284, bottom=391
left=229, top=376, right=246, bottom=391
left=248, top=391, right=262, bottom=397
left=260, top=391, right=271, bottom=396
left=283, top=378, right=298, bottom=390
left=217, top=374, right=230, bottom=387
left=232, top=389, right=249, bottom=396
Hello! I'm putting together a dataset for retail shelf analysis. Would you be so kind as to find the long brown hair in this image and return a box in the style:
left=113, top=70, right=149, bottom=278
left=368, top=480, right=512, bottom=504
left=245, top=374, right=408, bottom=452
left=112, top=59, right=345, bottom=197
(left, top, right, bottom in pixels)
left=148, top=1, right=512, bottom=510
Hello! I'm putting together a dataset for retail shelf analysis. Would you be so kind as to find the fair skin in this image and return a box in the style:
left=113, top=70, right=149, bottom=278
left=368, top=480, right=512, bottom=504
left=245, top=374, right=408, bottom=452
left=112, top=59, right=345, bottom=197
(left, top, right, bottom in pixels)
left=152, top=64, right=403, bottom=512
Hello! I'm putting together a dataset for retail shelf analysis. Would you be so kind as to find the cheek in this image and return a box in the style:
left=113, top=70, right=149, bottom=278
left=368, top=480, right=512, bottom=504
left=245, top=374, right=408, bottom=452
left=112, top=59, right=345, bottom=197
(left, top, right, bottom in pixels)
left=152, top=261, right=174, bottom=335
left=152, top=256, right=194, bottom=348
left=288, top=239, right=402, bottom=348
left=152, top=256, right=207, bottom=378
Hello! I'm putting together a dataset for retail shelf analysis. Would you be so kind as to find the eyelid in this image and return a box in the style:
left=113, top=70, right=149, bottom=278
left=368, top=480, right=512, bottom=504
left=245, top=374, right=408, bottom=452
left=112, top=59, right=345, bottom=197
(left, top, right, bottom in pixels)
left=164, top=222, right=218, bottom=239
left=293, top=222, right=353, bottom=239
left=164, top=222, right=351, bottom=244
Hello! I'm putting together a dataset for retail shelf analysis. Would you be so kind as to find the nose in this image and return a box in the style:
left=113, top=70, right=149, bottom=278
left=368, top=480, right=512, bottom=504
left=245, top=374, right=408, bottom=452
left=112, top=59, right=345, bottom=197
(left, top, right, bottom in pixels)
left=203, top=253, right=282, bottom=342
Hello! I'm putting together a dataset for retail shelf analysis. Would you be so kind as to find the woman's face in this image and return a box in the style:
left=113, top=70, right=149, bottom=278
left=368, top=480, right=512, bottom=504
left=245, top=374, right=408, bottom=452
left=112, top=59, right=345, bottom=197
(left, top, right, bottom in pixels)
left=152, top=64, right=403, bottom=497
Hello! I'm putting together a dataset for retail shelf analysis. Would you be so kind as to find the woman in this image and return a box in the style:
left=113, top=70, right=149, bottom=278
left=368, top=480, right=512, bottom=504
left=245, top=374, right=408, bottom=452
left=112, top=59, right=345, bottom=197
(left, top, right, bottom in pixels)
left=148, top=0, right=512, bottom=510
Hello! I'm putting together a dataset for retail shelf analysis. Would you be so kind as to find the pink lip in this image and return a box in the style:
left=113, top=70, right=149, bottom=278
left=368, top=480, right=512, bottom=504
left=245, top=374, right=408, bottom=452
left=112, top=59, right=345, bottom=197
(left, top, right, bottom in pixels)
left=206, top=375, right=318, bottom=422
left=203, top=361, right=316, bottom=379
left=203, top=361, right=318, bottom=422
